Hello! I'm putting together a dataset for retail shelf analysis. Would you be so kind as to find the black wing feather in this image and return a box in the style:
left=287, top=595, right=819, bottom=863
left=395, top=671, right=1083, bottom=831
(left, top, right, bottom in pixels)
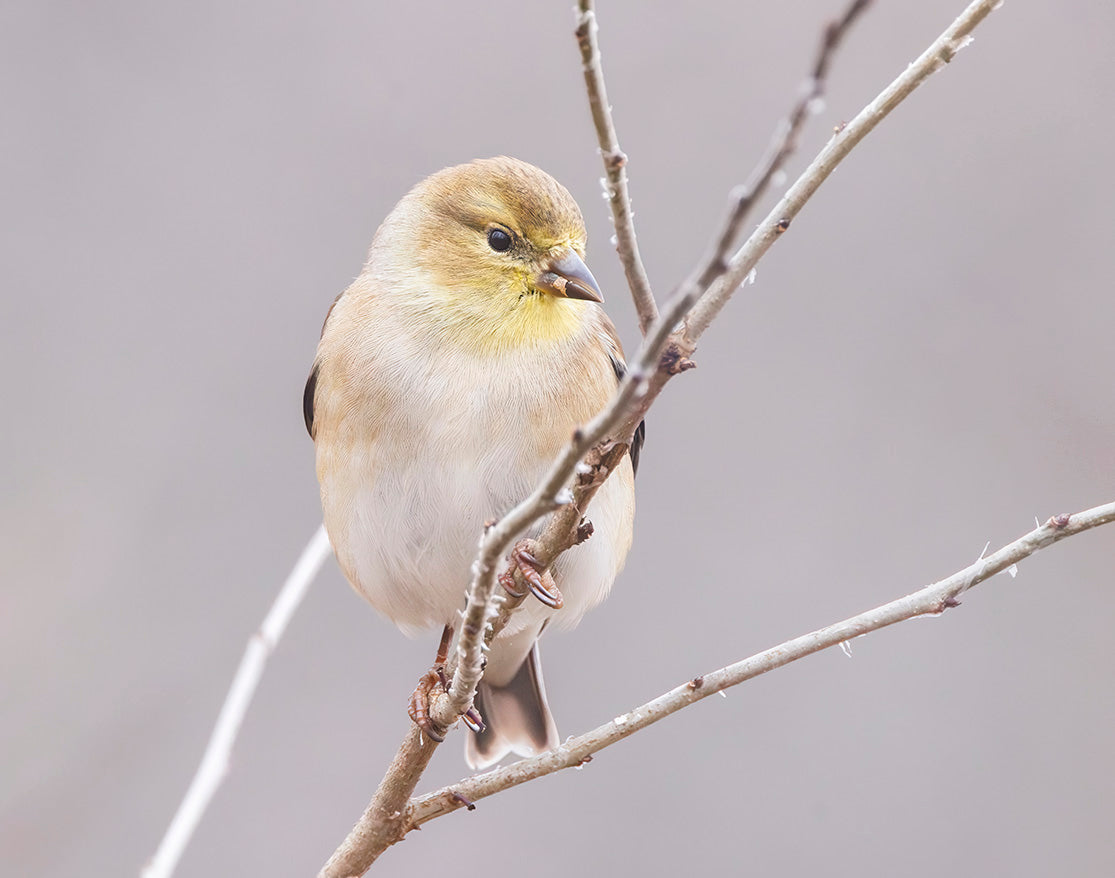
left=303, top=362, right=319, bottom=439
left=608, top=353, right=646, bottom=476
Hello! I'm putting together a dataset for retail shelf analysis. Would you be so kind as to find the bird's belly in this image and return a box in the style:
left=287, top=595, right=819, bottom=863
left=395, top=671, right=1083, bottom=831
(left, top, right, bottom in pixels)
left=320, top=435, right=633, bottom=637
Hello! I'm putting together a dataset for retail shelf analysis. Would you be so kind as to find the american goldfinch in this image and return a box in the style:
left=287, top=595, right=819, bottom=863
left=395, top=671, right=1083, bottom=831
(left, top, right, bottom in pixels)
left=304, top=157, right=640, bottom=769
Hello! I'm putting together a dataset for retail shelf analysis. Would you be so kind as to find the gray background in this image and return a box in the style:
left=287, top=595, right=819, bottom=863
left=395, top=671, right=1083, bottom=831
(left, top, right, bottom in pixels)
left=4, top=1, right=1113, bottom=875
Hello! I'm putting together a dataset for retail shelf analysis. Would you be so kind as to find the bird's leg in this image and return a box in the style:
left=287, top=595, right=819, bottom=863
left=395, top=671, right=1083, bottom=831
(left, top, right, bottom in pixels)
left=407, top=624, right=485, bottom=741
left=408, top=624, right=454, bottom=742
left=498, top=540, right=564, bottom=609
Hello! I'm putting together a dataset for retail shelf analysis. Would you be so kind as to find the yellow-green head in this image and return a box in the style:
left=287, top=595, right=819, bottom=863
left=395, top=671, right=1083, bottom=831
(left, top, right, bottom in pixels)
left=368, top=157, right=603, bottom=352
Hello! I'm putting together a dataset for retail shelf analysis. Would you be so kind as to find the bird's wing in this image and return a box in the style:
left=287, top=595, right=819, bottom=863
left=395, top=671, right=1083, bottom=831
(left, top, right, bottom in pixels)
left=599, top=316, right=646, bottom=475
left=303, top=292, right=346, bottom=439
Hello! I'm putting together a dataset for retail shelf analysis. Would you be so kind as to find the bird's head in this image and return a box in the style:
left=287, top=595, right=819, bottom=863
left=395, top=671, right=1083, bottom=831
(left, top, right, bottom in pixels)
left=367, top=157, right=604, bottom=351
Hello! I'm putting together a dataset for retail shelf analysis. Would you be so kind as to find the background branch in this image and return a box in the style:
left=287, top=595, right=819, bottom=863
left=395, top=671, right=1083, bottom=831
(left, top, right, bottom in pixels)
left=143, top=526, right=333, bottom=878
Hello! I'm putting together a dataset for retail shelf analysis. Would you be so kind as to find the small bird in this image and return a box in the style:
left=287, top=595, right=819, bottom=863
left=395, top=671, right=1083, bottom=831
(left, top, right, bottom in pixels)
left=304, top=157, right=640, bottom=769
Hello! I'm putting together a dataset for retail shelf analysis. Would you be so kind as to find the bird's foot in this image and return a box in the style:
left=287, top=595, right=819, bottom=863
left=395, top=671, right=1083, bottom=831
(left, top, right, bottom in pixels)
left=407, top=624, right=486, bottom=741
left=498, top=541, right=564, bottom=609
left=408, top=624, right=454, bottom=742
left=408, top=668, right=448, bottom=743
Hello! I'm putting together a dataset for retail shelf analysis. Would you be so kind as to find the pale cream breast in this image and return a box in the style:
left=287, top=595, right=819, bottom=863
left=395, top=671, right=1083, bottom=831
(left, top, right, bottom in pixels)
left=314, top=285, right=634, bottom=635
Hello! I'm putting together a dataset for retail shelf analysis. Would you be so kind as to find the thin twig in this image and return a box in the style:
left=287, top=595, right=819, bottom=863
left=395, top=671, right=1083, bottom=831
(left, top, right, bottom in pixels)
left=711, top=0, right=873, bottom=263
left=408, top=503, right=1115, bottom=824
left=143, top=525, right=333, bottom=878
left=575, top=0, right=658, bottom=335
left=683, top=0, right=995, bottom=342
left=319, top=0, right=1005, bottom=873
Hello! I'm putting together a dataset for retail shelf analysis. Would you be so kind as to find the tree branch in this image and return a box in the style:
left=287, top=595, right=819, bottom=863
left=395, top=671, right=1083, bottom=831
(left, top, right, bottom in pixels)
left=710, top=0, right=873, bottom=264
left=682, top=0, right=993, bottom=343
left=575, top=0, right=658, bottom=335
left=408, top=503, right=1115, bottom=824
left=319, top=0, right=1006, bottom=873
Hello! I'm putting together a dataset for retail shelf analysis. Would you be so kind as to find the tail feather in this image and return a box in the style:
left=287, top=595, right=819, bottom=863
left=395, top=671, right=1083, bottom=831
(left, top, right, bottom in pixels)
left=465, top=641, right=558, bottom=770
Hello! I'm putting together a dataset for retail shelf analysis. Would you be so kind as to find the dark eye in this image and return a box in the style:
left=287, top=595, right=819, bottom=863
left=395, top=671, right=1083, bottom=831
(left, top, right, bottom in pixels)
left=487, top=228, right=512, bottom=252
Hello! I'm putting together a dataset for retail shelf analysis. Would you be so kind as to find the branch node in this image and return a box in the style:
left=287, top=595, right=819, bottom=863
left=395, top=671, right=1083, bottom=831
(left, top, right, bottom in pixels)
left=660, top=342, right=697, bottom=376
left=604, top=149, right=628, bottom=170
left=776, top=218, right=791, bottom=233
left=1049, top=513, right=1071, bottom=530
left=575, top=519, right=595, bottom=544
left=687, top=675, right=704, bottom=690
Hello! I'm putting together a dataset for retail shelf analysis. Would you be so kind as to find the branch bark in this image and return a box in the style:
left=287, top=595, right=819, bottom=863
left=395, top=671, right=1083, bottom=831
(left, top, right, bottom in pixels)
left=319, top=0, right=1007, bottom=874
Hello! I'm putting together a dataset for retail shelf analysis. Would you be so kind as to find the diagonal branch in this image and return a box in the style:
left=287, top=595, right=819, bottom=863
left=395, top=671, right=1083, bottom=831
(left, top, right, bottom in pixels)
left=576, top=0, right=658, bottom=335
left=409, top=503, right=1115, bottom=824
left=710, top=0, right=873, bottom=264
left=682, top=0, right=994, bottom=343
left=143, top=525, right=333, bottom=878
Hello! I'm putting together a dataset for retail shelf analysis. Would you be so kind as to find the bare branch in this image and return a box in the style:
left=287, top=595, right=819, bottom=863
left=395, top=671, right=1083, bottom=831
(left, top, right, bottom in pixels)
left=409, top=503, right=1115, bottom=825
left=575, top=0, right=658, bottom=335
left=143, top=525, right=333, bottom=878
left=683, top=0, right=996, bottom=342
left=711, top=0, right=873, bottom=263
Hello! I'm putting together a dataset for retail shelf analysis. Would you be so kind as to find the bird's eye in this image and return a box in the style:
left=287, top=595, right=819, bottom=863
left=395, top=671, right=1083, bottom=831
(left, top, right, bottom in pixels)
left=487, top=228, right=513, bottom=252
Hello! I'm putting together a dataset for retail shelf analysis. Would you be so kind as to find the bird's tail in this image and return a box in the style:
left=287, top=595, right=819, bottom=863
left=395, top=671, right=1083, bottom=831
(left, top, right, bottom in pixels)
left=465, top=641, right=558, bottom=770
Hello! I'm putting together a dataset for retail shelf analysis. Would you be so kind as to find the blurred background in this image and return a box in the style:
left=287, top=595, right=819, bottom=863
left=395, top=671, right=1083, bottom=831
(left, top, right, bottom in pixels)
left=3, top=1, right=1113, bottom=875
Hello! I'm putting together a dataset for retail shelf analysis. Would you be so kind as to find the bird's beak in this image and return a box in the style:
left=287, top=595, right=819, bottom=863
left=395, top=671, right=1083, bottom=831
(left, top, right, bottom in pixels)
left=534, top=251, right=603, bottom=303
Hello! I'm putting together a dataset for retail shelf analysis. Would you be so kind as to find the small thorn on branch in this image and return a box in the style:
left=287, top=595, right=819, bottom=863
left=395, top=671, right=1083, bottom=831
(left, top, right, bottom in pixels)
left=451, top=791, right=476, bottom=812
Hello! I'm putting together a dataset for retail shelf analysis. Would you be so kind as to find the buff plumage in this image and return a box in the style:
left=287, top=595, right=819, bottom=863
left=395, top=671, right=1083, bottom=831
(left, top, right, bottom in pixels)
left=305, top=157, right=638, bottom=768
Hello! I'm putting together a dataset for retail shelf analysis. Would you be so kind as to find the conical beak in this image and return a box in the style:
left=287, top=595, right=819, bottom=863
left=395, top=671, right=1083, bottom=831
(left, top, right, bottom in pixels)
left=534, top=251, right=603, bottom=303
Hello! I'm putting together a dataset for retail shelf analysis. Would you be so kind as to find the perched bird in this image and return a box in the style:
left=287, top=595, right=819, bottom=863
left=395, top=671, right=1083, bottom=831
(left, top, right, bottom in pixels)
left=304, top=157, right=640, bottom=769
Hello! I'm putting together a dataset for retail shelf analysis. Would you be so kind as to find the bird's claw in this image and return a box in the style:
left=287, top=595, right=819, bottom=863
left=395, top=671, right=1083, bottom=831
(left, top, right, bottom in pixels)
left=408, top=668, right=448, bottom=743
left=499, top=542, right=564, bottom=609
left=461, top=707, right=485, bottom=733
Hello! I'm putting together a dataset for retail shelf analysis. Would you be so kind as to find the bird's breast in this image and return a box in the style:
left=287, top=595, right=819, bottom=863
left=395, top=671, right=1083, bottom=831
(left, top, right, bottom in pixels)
left=315, top=314, right=631, bottom=634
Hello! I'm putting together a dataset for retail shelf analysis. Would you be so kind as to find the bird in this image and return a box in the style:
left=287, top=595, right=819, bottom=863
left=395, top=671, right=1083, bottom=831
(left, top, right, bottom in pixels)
left=304, top=156, right=641, bottom=769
